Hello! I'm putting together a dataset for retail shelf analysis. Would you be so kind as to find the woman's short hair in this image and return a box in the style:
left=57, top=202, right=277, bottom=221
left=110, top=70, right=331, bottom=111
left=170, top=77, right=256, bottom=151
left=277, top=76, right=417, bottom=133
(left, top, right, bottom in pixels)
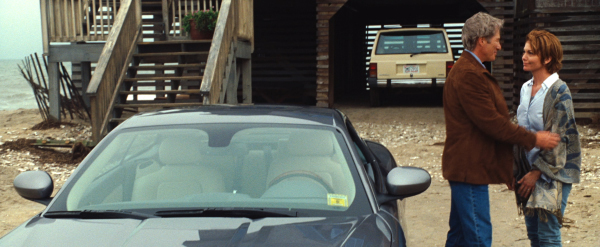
left=462, top=12, right=504, bottom=51
left=526, top=29, right=563, bottom=73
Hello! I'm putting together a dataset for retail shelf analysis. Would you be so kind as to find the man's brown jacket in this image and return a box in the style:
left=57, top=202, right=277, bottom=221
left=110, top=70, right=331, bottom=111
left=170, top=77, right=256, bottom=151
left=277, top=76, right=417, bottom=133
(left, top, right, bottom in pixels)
left=442, top=52, right=536, bottom=185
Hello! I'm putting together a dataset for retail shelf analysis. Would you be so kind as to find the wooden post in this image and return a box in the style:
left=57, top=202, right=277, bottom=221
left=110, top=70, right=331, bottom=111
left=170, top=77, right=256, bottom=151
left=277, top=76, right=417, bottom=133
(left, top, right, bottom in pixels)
left=48, top=62, right=61, bottom=121
left=81, top=62, right=92, bottom=108
left=40, top=0, right=50, bottom=54
left=315, top=0, right=346, bottom=108
left=162, top=0, right=170, bottom=38
left=226, top=61, right=240, bottom=104
left=242, top=59, right=251, bottom=103
left=219, top=41, right=236, bottom=103
left=90, top=94, right=100, bottom=141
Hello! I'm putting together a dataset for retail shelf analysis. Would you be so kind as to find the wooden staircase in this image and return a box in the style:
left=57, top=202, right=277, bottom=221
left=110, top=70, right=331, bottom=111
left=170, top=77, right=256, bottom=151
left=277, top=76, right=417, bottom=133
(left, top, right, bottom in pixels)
left=108, top=40, right=212, bottom=129
left=88, top=0, right=254, bottom=141
left=106, top=0, right=212, bottom=130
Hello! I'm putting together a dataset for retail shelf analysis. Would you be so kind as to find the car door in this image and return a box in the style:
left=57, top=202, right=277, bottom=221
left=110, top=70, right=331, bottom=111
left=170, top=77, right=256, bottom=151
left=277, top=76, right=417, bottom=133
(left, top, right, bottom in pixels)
left=343, top=118, right=406, bottom=243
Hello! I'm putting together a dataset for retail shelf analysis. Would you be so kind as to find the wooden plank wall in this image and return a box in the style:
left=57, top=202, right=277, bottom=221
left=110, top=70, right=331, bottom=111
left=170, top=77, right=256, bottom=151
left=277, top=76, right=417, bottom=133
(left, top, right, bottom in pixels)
left=315, top=0, right=347, bottom=107
left=478, top=0, right=517, bottom=110
left=252, top=0, right=317, bottom=104
left=514, top=1, right=600, bottom=122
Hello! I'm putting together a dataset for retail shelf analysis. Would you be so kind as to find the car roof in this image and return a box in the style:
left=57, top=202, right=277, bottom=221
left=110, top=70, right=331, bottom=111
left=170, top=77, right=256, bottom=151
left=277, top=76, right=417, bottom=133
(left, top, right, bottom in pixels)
left=377, top=27, right=447, bottom=33
left=115, top=105, right=346, bottom=130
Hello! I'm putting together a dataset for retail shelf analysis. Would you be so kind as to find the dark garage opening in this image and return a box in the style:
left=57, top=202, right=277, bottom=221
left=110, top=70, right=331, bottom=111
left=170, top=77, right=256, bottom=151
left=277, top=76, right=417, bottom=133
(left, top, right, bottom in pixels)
left=252, top=0, right=317, bottom=105
left=330, top=0, right=486, bottom=106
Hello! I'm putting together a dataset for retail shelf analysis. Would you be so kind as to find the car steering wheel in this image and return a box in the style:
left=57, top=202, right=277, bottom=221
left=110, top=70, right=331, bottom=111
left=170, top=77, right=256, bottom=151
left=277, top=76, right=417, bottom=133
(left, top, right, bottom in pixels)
left=267, top=170, right=334, bottom=194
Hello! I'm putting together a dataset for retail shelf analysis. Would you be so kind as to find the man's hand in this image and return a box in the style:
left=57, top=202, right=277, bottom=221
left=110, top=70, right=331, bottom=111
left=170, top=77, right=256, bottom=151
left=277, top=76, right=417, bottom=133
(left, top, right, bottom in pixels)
left=517, top=170, right=541, bottom=198
left=506, top=178, right=515, bottom=191
left=535, top=131, right=560, bottom=150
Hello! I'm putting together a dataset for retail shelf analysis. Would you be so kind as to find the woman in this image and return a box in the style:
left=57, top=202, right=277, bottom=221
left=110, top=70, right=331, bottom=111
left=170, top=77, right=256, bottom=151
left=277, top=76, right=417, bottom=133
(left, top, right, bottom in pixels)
left=515, top=29, right=581, bottom=247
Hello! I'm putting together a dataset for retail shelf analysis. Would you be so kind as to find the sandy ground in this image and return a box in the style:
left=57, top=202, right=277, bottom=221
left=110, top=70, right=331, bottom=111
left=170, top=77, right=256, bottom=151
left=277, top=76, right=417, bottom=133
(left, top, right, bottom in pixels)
left=1, top=106, right=599, bottom=246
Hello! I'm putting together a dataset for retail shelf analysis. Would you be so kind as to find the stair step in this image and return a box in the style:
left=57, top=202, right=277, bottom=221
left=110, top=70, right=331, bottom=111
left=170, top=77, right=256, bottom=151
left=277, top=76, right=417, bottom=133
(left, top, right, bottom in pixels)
left=142, top=23, right=164, bottom=28
left=142, top=17, right=164, bottom=23
left=133, top=52, right=209, bottom=63
left=141, top=1, right=162, bottom=7
left=142, top=33, right=165, bottom=38
left=124, top=75, right=204, bottom=81
left=131, top=63, right=205, bottom=70
left=142, top=10, right=162, bottom=15
left=115, top=102, right=204, bottom=108
left=143, top=27, right=165, bottom=33
left=132, top=73, right=204, bottom=79
left=142, top=19, right=165, bottom=24
left=142, top=1, right=161, bottom=5
left=138, top=40, right=212, bottom=45
left=135, top=51, right=209, bottom=57
left=120, top=89, right=205, bottom=95
left=136, top=40, right=212, bottom=54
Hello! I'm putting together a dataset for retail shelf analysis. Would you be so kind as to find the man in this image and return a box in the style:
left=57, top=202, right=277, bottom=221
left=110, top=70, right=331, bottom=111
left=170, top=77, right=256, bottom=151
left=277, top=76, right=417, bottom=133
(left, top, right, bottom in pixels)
left=442, top=12, right=560, bottom=247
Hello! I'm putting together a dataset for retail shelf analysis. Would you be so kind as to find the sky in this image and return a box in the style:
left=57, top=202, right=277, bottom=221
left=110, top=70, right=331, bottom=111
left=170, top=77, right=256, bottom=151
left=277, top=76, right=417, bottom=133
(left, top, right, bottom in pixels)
left=0, top=0, right=44, bottom=60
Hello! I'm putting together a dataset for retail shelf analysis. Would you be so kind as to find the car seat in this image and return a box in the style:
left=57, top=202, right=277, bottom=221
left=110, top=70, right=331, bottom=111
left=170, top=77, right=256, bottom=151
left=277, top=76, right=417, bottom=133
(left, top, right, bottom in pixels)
left=131, top=134, right=225, bottom=201
left=266, top=130, right=345, bottom=194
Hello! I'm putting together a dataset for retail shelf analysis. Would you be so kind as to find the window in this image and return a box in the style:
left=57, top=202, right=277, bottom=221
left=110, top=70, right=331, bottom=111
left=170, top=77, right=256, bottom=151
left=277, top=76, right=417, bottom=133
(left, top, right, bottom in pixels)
left=56, top=124, right=371, bottom=216
left=375, top=30, right=448, bottom=55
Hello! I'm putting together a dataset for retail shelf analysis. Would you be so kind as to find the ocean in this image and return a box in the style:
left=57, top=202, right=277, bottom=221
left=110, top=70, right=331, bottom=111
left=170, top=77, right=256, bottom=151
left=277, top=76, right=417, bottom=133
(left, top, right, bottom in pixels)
left=0, top=59, right=156, bottom=112
left=0, top=59, right=39, bottom=111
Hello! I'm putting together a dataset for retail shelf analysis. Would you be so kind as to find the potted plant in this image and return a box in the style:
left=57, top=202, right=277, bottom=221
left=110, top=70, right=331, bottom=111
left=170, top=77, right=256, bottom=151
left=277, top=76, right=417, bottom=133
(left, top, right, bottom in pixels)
left=182, top=8, right=219, bottom=40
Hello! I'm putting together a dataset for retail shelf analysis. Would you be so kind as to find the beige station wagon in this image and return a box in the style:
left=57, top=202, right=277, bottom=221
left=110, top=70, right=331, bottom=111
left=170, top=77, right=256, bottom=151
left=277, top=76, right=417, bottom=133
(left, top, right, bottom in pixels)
left=368, top=28, right=454, bottom=106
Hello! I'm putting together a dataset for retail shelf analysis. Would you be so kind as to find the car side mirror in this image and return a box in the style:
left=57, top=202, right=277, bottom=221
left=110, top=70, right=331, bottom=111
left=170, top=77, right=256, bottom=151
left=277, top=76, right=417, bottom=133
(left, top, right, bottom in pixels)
left=377, top=166, right=431, bottom=205
left=13, top=170, right=54, bottom=205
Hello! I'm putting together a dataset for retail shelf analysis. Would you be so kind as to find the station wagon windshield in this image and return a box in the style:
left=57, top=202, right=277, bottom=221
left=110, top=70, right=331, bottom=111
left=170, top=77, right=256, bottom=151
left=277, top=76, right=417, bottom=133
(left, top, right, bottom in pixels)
left=375, top=30, right=448, bottom=55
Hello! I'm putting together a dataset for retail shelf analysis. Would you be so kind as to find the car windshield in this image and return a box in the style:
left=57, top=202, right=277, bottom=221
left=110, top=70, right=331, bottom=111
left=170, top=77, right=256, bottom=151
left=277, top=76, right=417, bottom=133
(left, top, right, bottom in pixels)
left=375, top=30, right=448, bottom=55
left=49, top=124, right=370, bottom=217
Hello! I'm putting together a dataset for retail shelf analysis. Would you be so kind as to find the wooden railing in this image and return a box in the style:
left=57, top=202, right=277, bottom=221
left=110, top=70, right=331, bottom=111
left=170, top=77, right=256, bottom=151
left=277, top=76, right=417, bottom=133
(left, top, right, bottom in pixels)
left=200, top=0, right=253, bottom=104
left=87, top=0, right=142, bottom=142
left=163, top=0, right=222, bottom=39
left=40, top=0, right=123, bottom=53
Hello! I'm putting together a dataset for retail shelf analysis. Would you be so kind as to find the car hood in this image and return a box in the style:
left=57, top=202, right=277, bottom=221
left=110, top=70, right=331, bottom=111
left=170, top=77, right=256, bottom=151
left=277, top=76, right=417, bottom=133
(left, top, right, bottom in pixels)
left=0, top=214, right=392, bottom=246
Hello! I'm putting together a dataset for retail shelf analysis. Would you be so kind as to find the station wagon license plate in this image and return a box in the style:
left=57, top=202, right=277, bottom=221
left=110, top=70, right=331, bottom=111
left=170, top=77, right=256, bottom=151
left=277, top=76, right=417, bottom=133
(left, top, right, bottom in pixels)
left=403, top=65, right=419, bottom=73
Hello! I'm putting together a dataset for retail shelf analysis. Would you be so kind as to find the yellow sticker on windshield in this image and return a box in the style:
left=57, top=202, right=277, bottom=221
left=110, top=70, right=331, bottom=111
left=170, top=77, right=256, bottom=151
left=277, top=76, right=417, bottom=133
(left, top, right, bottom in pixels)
left=327, top=194, right=348, bottom=207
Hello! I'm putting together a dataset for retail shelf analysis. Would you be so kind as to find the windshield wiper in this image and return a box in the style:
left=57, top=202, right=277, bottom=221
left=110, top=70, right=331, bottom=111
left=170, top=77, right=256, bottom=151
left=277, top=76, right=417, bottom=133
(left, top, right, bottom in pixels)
left=155, top=208, right=298, bottom=219
left=410, top=51, right=439, bottom=57
left=44, top=210, right=157, bottom=220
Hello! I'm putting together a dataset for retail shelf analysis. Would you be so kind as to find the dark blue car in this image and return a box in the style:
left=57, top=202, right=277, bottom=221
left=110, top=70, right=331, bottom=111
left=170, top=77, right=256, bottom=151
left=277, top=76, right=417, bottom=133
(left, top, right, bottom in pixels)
left=4, top=105, right=430, bottom=246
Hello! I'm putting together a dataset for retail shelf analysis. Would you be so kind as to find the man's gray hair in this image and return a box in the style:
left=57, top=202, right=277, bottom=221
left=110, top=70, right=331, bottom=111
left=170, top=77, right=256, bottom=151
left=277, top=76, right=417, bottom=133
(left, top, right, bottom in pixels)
left=462, top=12, right=504, bottom=51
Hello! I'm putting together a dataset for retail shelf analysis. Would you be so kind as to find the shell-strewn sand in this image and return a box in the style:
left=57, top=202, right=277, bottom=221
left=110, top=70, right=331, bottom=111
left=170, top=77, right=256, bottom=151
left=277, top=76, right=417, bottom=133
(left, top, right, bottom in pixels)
left=1, top=107, right=599, bottom=246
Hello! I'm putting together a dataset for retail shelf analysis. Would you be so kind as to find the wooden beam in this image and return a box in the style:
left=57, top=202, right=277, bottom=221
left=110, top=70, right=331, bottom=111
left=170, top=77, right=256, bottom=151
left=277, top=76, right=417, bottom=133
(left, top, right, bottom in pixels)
left=574, top=103, right=600, bottom=109
left=48, top=62, right=61, bottom=121
left=48, top=43, right=105, bottom=62
left=235, top=40, right=252, bottom=59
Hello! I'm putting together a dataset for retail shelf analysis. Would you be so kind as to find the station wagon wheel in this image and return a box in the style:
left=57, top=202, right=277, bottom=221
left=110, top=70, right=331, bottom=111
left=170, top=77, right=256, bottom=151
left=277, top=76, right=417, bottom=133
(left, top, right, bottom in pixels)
left=268, top=170, right=334, bottom=193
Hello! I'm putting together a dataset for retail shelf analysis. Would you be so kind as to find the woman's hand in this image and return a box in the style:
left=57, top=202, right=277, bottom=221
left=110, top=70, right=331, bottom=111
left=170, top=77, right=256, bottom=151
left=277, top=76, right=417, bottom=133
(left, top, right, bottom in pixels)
left=517, top=170, right=542, bottom=198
